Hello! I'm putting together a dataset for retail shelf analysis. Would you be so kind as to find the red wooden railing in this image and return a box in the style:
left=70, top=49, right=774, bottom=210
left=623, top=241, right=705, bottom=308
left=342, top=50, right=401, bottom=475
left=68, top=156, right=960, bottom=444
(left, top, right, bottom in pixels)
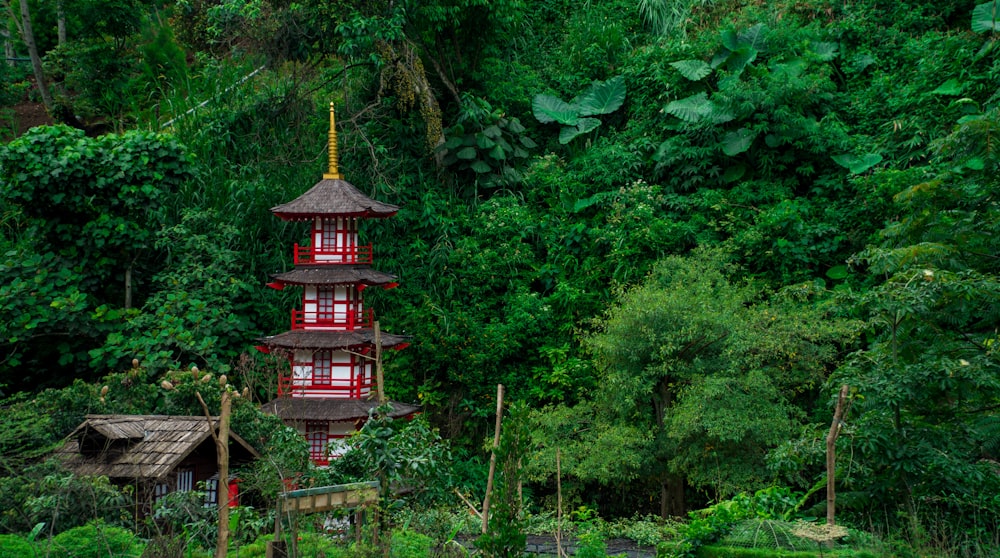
left=277, top=374, right=373, bottom=398
left=293, top=243, right=373, bottom=265
left=290, top=308, right=373, bottom=330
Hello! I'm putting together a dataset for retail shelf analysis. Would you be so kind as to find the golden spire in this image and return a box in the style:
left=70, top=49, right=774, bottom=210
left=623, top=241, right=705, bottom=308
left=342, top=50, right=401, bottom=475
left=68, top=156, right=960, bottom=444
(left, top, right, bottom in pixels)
left=324, top=102, right=343, bottom=180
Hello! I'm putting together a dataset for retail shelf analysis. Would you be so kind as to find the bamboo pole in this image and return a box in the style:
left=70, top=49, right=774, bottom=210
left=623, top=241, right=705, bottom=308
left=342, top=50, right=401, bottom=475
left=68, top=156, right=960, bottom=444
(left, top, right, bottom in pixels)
left=481, top=384, right=505, bottom=534
left=827, top=384, right=849, bottom=526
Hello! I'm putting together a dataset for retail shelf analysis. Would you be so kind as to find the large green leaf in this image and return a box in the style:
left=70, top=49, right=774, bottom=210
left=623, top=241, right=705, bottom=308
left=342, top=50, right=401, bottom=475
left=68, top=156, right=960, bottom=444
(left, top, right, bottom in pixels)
left=812, top=41, right=839, bottom=61
left=721, top=128, right=756, bottom=156
left=931, top=78, right=964, bottom=96
left=559, top=118, right=602, bottom=144
left=727, top=46, right=758, bottom=72
left=532, top=94, right=579, bottom=125
left=665, top=92, right=711, bottom=123
left=972, top=2, right=1000, bottom=33
left=577, top=76, right=627, bottom=117
left=470, top=160, right=492, bottom=173
left=738, top=23, right=768, bottom=50
left=670, top=60, right=712, bottom=81
left=832, top=153, right=883, bottom=174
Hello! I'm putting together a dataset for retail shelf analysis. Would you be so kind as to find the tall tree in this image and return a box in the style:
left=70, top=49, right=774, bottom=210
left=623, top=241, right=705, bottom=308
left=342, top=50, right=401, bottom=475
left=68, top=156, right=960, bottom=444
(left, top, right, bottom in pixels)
left=0, top=125, right=193, bottom=391
left=530, top=249, right=857, bottom=516
left=824, top=108, right=1000, bottom=525
left=4, top=0, right=54, bottom=109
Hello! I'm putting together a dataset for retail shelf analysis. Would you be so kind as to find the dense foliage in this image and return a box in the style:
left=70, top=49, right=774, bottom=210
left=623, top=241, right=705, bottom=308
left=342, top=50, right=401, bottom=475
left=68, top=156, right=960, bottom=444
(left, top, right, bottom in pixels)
left=2, top=0, right=1000, bottom=555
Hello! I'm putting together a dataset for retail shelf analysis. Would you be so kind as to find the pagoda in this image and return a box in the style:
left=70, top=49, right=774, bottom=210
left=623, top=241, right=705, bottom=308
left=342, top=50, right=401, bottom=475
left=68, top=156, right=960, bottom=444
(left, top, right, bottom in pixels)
left=258, top=104, right=416, bottom=465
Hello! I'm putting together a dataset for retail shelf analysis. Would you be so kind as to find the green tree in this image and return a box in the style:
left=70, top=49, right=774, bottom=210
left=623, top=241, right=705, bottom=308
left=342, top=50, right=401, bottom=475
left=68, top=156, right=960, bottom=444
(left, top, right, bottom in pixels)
left=532, top=249, right=857, bottom=516
left=813, top=109, right=1000, bottom=539
left=0, top=125, right=193, bottom=390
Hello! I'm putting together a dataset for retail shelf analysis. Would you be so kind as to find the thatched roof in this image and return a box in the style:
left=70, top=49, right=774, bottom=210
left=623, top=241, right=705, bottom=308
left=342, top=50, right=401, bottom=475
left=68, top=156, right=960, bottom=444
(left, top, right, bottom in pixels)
left=270, top=265, right=397, bottom=287
left=258, top=329, right=410, bottom=351
left=271, top=179, right=399, bottom=220
left=261, top=398, right=419, bottom=422
left=55, top=415, right=260, bottom=481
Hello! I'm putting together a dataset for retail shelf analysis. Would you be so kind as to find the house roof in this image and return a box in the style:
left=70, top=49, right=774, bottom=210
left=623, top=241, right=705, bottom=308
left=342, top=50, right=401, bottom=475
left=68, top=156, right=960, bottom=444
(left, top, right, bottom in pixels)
left=270, top=265, right=397, bottom=286
left=55, top=415, right=260, bottom=481
left=270, top=179, right=399, bottom=220
left=261, top=398, right=419, bottom=422
left=258, top=329, right=410, bottom=351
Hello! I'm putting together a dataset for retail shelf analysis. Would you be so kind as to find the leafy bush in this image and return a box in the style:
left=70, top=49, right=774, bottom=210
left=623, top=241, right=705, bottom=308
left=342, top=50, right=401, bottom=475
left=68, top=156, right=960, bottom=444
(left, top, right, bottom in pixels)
left=0, top=534, right=36, bottom=558
left=47, top=521, right=143, bottom=558
left=390, top=529, right=435, bottom=558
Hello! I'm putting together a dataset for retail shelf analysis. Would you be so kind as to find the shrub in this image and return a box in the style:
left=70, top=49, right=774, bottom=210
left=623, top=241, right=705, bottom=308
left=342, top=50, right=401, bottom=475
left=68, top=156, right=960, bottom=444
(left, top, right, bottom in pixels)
left=47, top=520, right=143, bottom=558
left=390, top=529, right=435, bottom=558
left=0, top=534, right=36, bottom=558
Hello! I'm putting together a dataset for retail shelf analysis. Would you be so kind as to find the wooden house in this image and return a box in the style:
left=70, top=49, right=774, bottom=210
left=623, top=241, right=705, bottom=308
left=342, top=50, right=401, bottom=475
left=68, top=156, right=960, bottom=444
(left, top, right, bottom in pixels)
left=55, top=414, right=260, bottom=515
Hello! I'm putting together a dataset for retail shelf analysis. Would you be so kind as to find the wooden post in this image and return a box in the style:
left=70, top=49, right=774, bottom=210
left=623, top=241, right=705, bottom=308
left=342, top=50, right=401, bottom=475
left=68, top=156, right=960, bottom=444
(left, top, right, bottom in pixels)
left=827, top=385, right=849, bottom=526
left=196, top=387, right=232, bottom=558
left=556, top=448, right=564, bottom=558
left=374, top=321, right=386, bottom=405
left=481, top=384, right=505, bottom=534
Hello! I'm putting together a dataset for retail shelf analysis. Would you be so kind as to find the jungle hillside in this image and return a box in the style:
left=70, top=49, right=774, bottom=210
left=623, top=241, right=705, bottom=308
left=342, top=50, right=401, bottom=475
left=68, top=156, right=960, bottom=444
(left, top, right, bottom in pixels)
left=2, top=0, right=1000, bottom=556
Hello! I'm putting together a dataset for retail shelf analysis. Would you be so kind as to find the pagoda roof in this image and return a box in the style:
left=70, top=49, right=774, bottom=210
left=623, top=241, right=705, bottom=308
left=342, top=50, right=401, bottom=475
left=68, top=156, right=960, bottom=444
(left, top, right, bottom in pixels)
left=271, top=265, right=397, bottom=286
left=258, top=329, right=410, bottom=351
left=261, top=398, right=419, bottom=422
left=271, top=178, right=399, bottom=220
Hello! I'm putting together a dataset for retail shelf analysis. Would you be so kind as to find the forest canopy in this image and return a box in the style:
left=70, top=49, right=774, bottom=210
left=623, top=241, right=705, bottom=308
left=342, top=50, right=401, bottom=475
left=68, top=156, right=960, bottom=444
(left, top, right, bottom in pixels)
left=1, top=0, right=999, bottom=555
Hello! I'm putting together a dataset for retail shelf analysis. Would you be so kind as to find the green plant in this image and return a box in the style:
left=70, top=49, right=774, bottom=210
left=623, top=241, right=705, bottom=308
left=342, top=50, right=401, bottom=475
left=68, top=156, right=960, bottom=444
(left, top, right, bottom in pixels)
left=532, top=76, right=626, bottom=144
left=47, top=520, right=144, bottom=558
left=0, top=534, right=36, bottom=558
left=436, top=93, right=537, bottom=195
left=390, top=529, right=435, bottom=558
left=476, top=401, right=531, bottom=558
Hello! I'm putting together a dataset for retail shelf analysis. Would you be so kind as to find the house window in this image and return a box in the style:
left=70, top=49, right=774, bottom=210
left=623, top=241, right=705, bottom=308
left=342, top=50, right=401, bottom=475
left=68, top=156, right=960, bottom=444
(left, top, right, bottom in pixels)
left=154, top=483, right=169, bottom=502
left=307, top=422, right=328, bottom=463
left=177, top=468, right=194, bottom=492
left=204, top=474, right=219, bottom=507
left=313, top=351, right=332, bottom=385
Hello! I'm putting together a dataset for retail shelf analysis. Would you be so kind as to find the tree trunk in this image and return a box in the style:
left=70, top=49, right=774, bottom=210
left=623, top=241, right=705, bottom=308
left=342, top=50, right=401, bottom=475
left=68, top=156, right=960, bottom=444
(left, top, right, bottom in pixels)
left=56, top=0, right=66, bottom=45
left=481, top=384, right=505, bottom=534
left=18, top=0, right=54, bottom=110
left=660, top=476, right=686, bottom=518
left=1, top=27, right=14, bottom=67
left=196, top=389, right=232, bottom=558
left=827, top=385, right=849, bottom=526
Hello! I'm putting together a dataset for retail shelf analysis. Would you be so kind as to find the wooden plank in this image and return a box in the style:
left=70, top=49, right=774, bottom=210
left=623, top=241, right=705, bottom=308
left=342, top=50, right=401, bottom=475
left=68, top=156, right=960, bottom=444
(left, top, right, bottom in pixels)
left=281, top=482, right=379, bottom=514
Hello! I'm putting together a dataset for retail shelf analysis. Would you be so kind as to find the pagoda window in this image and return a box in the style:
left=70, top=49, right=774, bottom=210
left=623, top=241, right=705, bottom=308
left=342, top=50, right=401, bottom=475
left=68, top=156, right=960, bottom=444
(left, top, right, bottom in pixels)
left=317, top=287, right=335, bottom=324
left=313, top=350, right=332, bottom=385
left=306, top=422, right=329, bottom=463
left=313, top=218, right=357, bottom=262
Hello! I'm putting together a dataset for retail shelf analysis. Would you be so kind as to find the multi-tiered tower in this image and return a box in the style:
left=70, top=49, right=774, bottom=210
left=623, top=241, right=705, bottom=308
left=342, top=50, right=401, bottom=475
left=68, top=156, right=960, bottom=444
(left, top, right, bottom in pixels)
left=258, top=104, right=416, bottom=465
